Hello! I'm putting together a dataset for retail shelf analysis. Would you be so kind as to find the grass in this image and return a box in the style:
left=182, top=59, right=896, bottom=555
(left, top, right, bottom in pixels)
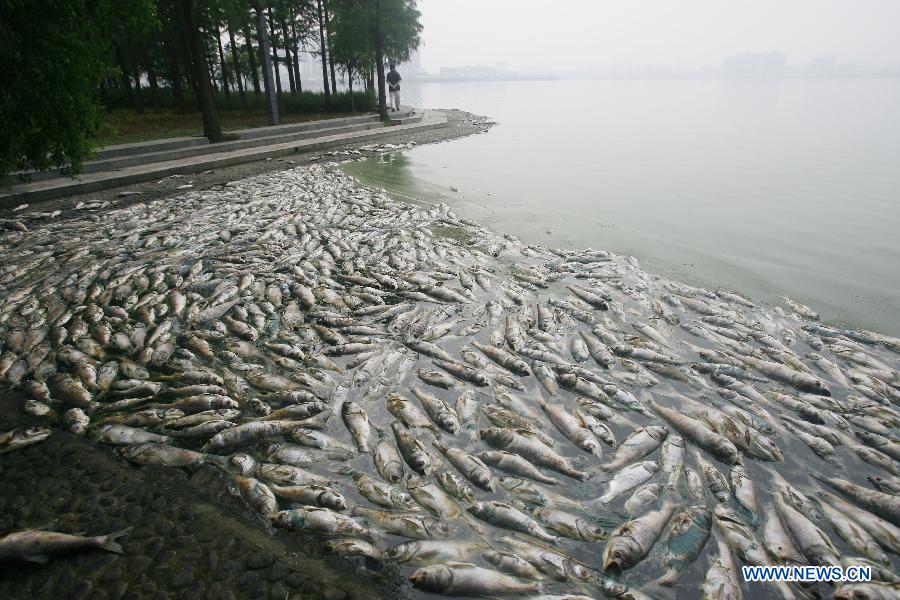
left=97, top=109, right=369, bottom=146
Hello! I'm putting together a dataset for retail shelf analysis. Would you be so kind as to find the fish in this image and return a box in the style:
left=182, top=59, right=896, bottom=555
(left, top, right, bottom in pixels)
left=597, top=461, right=659, bottom=504
left=602, top=500, right=678, bottom=573
left=434, top=440, right=495, bottom=491
left=274, top=507, right=380, bottom=541
left=4, top=161, right=900, bottom=596
left=481, top=427, right=588, bottom=480
left=700, top=528, right=742, bottom=600
left=468, top=501, right=559, bottom=543
left=653, top=504, right=711, bottom=586
left=0, top=528, right=132, bottom=563
left=811, top=471, right=900, bottom=527
left=477, top=450, right=560, bottom=485
left=410, top=562, right=542, bottom=596
left=650, top=400, right=742, bottom=465
left=387, top=540, right=491, bottom=567
left=600, top=425, right=667, bottom=472
left=773, top=491, right=841, bottom=567
left=532, top=506, right=607, bottom=542
left=351, top=507, right=452, bottom=539
left=536, top=397, right=602, bottom=455
left=0, top=426, right=51, bottom=454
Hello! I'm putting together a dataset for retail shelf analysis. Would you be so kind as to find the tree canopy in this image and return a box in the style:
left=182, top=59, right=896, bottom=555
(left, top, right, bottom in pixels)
left=0, top=0, right=154, bottom=179
left=1, top=0, right=422, bottom=182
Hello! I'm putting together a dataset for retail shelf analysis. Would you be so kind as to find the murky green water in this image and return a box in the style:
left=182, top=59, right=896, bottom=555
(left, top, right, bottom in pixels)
left=343, top=79, right=900, bottom=336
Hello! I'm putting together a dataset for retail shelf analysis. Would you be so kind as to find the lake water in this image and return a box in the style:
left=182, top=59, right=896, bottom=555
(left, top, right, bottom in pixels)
left=342, top=78, right=900, bottom=336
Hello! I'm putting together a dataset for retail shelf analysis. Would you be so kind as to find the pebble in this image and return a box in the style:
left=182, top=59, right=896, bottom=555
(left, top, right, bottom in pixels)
left=170, top=567, right=193, bottom=588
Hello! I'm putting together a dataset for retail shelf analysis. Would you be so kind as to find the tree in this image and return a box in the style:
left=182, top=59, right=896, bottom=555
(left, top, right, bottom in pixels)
left=329, top=0, right=420, bottom=120
left=0, top=0, right=155, bottom=181
left=180, top=0, right=223, bottom=142
left=315, top=0, right=332, bottom=107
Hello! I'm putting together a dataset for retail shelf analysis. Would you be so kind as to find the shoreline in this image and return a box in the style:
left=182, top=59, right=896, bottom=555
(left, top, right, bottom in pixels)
left=0, top=108, right=495, bottom=221
left=0, top=109, right=492, bottom=600
left=1, top=112, right=899, bottom=599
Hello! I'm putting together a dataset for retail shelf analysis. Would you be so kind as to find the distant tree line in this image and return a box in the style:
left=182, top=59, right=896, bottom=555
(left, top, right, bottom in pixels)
left=0, top=0, right=421, bottom=180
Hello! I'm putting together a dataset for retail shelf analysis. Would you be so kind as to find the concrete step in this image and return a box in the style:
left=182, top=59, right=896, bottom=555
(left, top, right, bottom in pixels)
left=93, top=135, right=209, bottom=161
left=24, top=119, right=395, bottom=183
left=232, top=112, right=392, bottom=140
left=0, top=110, right=447, bottom=206
left=388, top=110, right=422, bottom=126
left=17, top=111, right=416, bottom=183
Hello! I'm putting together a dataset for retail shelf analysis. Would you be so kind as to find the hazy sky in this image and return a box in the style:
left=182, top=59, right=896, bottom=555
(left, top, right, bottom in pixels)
left=416, top=0, right=900, bottom=71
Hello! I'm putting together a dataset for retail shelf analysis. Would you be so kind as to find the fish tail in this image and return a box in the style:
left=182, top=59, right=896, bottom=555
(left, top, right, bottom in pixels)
left=100, top=527, right=133, bottom=554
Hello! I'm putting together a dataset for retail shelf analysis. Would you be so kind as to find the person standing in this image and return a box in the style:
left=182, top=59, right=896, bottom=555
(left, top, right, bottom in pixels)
left=386, top=64, right=402, bottom=112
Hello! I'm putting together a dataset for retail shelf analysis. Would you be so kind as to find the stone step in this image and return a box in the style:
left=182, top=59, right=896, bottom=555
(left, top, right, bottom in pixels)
left=388, top=111, right=423, bottom=126
left=232, top=112, right=393, bottom=141
left=0, top=110, right=446, bottom=206
left=92, top=135, right=210, bottom=161
left=16, top=111, right=416, bottom=183
left=22, top=120, right=387, bottom=183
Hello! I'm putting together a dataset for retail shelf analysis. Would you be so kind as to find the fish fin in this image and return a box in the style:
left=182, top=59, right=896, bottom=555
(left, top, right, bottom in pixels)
left=100, top=527, right=132, bottom=554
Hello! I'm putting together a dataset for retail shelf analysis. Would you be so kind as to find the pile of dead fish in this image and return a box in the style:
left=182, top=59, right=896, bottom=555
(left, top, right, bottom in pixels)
left=0, top=164, right=898, bottom=599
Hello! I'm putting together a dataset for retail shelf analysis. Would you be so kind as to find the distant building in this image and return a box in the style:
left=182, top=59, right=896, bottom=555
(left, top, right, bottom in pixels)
left=809, top=56, right=838, bottom=75
left=720, top=52, right=787, bottom=78
left=400, top=49, right=425, bottom=78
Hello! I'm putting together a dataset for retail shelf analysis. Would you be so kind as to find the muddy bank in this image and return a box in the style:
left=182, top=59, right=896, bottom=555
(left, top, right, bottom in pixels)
left=0, top=390, right=409, bottom=600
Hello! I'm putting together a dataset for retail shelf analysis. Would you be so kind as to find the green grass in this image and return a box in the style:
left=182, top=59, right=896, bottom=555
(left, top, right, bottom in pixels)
left=97, top=89, right=377, bottom=145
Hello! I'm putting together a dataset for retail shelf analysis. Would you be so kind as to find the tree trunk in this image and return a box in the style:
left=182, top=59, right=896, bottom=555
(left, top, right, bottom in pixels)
left=253, top=2, right=278, bottom=125
left=323, top=0, right=337, bottom=95
left=315, top=0, right=331, bottom=108
left=243, top=23, right=261, bottom=97
left=216, top=26, right=231, bottom=97
left=130, top=61, right=145, bottom=114
left=165, top=42, right=187, bottom=112
left=227, top=24, right=248, bottom=111
left=99, top=77, right=111, bottom=112
left=281, top=18, right=295, bottom=93
left=347, top=63, right=354, bottom=112
left=290, top=18, right=302, bottom=92
left=114, top=42, right=136, bottom=110
left=180, top=0, right=223, bottom=142
left=144, top=50, right=162, bottom=111
left=266, top=8, right=284, bottom=113
left=202, top=26, right=218, bottom=92
left=176, top=11, right=200, bottom=110
left=373, top=0, right=387, bottom=120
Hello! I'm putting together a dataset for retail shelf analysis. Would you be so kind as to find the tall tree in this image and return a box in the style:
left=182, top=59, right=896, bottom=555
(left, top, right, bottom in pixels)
left=280, top=15, right=296, bottom=93
left=323, top=0, right=337, bottom=94
left=252, top=0, right=279, bottom=125
left=242, top=22, right=262, bottom=96
left=290, top=17, right=303, bottom=92
left=315, top=0, right=331, bottom=107
left=227, top=24, right=248, bottom=110
left=266, top=7, right=284, bottom=112
left=1, top=0, right=156, bottom=180
left=373, top=0, right=386, bottom=119
left=330, top=0, right=420, bottom=119
left=180, top=0, right=223, bottom=142
left=216, top=26, right=232, bottom=97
